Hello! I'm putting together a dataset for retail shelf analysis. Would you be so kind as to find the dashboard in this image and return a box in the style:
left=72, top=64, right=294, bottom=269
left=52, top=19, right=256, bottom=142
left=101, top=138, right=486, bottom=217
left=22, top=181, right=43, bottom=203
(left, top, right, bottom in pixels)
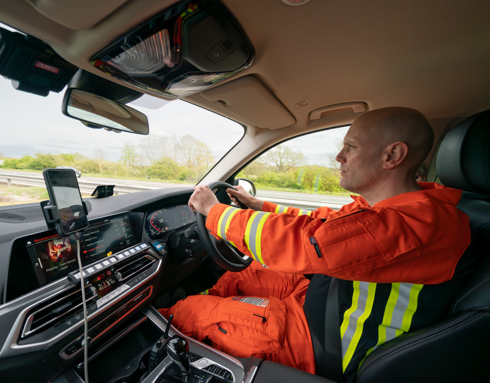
left=0, top=187, right=211, bottom=383
left=0, top=187, right=331, bottom=383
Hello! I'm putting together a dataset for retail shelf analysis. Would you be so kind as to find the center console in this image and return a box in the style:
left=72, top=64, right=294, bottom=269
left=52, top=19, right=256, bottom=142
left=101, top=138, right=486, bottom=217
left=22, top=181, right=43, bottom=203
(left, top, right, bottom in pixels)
left=49, top=305, right=259, bottom=383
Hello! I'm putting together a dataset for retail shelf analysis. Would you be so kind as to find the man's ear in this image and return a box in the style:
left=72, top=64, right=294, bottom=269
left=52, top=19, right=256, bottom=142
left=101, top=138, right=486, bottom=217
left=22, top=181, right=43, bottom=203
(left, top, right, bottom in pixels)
left=383, top=141, right=409, bottom=169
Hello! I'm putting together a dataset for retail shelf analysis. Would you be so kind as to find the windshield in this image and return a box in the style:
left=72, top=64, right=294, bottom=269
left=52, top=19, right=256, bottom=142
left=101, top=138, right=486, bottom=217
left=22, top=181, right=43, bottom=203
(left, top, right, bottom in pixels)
left=0, top=77, right=244, bottom=207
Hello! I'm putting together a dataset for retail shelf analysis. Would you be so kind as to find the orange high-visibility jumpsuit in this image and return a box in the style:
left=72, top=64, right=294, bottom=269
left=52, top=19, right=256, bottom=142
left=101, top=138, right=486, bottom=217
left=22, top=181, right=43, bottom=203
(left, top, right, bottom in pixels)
left=160, top=182, right=471, bottom=374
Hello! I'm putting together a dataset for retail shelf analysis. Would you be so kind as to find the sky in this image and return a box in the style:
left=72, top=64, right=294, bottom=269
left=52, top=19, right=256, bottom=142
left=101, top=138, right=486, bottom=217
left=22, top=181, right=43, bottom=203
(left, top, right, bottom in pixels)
left=0, top=75, right=349, bottom=166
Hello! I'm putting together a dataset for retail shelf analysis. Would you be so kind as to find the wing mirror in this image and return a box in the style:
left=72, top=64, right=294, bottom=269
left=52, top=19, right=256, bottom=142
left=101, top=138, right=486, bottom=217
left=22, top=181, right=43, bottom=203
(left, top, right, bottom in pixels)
left=234, top=178, right=257, bottom=197
left=62, top=88, right=149, bottom=135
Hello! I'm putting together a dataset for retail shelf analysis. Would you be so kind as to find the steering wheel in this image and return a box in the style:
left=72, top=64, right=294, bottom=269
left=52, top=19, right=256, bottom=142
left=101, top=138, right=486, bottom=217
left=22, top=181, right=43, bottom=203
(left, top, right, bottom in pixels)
left=196, top=182, right=253, bottom=272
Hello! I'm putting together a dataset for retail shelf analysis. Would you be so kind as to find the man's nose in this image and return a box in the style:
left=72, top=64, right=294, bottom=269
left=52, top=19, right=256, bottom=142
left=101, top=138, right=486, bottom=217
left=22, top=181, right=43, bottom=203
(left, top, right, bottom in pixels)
left=335, top=148, right=344, bottom=163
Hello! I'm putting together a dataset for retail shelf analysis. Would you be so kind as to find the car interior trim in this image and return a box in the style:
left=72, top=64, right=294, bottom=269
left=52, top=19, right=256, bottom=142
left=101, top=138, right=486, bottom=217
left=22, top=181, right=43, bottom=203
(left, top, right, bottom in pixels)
left=72, top=312, right=149, bottom=367
left=3, top=256, right=161, bottom=356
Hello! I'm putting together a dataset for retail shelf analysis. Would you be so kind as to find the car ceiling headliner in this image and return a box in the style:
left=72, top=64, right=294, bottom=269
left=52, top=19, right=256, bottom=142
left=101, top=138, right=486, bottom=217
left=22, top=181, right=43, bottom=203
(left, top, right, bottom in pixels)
left=1, top=0, right=490, bottom=128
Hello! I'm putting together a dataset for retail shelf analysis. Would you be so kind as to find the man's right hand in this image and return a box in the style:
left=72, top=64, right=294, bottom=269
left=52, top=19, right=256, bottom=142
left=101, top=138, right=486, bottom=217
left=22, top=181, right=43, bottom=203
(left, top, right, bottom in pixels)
left=226, top=185, right=265, bottom=211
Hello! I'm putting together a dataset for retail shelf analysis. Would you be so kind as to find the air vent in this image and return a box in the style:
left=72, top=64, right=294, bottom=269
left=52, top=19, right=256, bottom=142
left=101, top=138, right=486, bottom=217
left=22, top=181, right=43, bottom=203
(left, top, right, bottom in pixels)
left=0, top=201, right=91, bottom=223
left=22, top=285, right=96, bottom=338
left=115, top=254, right=156, bottom=282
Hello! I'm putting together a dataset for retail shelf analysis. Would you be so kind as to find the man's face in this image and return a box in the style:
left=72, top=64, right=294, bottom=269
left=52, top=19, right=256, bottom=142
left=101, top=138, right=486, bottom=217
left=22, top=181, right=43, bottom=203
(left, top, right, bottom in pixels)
left=335, top=120, right=384, bottom=194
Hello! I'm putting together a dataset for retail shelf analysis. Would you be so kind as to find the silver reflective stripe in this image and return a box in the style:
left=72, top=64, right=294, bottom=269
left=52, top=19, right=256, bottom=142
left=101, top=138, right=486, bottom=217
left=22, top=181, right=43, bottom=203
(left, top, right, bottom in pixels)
left=340, top=281, right=377, bottom=371
left=359, top=282, right=424, bottom=369
left=219, top=207, right=236, bottom=242
left=247, top=212, right=268, bottom=257
left=275, top=205, right=287, bottom=214
left=385, top=283, right=412, bottom=341
left=341, top=282, right=370, bottom=358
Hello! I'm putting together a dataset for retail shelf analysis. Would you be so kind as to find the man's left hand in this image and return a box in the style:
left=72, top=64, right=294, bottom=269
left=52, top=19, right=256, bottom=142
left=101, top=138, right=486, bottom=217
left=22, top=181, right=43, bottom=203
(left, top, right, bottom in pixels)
left=188, top=185, right=219, bottom=216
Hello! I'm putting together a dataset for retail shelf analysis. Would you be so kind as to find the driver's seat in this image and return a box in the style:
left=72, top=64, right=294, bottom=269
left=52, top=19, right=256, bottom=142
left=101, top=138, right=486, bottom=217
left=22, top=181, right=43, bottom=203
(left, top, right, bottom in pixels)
left=356, top=110, right=490, bottom=382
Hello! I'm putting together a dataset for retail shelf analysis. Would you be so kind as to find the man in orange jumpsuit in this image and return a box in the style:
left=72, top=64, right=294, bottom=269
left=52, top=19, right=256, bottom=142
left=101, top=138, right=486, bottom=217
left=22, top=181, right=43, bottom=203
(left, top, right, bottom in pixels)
left=160, top=107, right=471, bottom=382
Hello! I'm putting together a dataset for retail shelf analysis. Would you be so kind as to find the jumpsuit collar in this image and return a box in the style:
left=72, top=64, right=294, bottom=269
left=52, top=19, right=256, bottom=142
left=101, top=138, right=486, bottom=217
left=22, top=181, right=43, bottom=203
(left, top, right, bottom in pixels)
left=369, top=182, right=463, bottom=208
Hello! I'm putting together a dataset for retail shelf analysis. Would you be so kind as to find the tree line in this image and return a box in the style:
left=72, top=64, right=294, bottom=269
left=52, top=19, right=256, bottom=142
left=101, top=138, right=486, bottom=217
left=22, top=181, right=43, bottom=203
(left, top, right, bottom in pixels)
left=239, top=145, right=344, bottom=194
left=1, top=137, right=345, bottom=194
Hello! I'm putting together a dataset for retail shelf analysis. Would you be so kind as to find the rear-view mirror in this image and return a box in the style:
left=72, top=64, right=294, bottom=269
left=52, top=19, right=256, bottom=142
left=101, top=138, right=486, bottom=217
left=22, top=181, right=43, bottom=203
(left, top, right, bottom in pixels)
left=62, top=88, right=149, bottom=135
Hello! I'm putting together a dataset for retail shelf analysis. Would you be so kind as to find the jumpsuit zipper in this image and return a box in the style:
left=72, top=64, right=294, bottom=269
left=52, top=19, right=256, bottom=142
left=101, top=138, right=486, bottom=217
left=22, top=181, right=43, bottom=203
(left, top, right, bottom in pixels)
left=309, top=210, right=366, bottom=258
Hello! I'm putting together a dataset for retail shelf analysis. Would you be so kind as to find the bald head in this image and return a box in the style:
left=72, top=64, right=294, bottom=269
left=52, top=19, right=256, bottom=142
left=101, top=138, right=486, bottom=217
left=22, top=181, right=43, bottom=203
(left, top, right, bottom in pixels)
left=352, top=107, right=434, bottom=168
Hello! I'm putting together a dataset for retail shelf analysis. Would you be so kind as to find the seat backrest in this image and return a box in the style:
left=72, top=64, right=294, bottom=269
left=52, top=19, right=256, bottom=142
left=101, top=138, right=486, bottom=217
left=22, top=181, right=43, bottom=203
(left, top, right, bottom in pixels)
left=356, top=110, right=490, bottom=383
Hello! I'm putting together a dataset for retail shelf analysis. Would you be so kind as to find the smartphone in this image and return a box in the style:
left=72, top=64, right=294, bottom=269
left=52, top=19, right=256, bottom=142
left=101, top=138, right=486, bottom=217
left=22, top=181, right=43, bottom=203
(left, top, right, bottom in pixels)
left=43, top=168, right=89, bottom=234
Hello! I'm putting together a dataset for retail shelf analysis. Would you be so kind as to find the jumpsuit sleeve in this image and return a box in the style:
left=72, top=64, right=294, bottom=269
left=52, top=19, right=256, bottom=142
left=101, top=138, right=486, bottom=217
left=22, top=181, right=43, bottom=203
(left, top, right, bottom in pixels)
left=262, top=201, right=334, bottom=218
left=206, top=203, right=471, bottom=283
left=206, top=203, right=329, bottom=274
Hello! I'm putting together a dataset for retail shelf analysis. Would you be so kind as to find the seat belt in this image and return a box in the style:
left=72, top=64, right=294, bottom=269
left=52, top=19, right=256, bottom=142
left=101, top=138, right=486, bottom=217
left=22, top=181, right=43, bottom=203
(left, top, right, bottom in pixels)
left=323, top=277, right=344, bottom=382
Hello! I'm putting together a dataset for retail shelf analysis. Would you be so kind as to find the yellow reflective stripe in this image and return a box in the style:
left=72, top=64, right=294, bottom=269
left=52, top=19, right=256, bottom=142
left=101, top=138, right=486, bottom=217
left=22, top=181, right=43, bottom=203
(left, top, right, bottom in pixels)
left=217, top=206, right=233, bottom=238
left=361, top=283, right=400, bottom=363
left=298, top=209, right=312, bottom=216
left=359, top=283, right=423, bottom=370
left=379, top=283, right=400, bottom=344
left=341, top=282, right=377, bottom=372
left=274, top=205, right=289, bottom=214
left=223, top=208, right=240, bottom=247
left=243, top=211, right=271, bottom=264
left=400, top=284, right=423, bottom=332
left=199, top=289, right=209, bottom=295
left=244, top=212, right=260, bottom=262
left=254, top=213, right=270, bottom=264
left=340, top=281, right=361, bottom=340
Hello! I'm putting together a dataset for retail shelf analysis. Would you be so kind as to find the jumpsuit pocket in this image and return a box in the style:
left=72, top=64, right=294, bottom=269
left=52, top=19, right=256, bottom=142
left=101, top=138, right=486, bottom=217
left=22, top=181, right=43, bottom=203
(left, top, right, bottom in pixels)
left=361, top=208, right=421, bottom=262
left=206, top=296, right=287, bottom=357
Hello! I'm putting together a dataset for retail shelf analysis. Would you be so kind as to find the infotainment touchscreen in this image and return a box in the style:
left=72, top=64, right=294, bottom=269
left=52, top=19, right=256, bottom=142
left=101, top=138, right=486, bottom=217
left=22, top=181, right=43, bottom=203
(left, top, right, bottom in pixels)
left=29, top=214, right=137, bottom=285
left=33, top=236, right=79, bottom=283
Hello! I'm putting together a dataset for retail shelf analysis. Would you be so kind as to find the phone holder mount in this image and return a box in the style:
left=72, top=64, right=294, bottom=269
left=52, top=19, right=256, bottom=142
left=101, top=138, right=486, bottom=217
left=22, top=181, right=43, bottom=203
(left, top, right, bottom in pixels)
left=40, top=200, right=89, bottom=236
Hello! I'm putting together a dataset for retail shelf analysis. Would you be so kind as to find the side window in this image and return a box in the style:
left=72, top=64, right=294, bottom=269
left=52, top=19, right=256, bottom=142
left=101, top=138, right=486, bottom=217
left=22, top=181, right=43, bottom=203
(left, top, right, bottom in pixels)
left=238, top=127, right=352, bottom=211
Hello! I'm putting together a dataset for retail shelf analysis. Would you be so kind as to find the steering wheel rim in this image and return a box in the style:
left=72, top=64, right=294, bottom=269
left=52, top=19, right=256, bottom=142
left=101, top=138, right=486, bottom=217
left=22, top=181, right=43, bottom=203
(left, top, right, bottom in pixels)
left=196, top=182, right=253, bottom=272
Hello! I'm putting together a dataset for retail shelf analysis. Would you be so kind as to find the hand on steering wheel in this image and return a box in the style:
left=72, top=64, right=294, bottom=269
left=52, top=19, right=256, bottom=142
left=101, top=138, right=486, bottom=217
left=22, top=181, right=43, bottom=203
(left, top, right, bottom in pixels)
left=194, top=182, right=253, bottom=272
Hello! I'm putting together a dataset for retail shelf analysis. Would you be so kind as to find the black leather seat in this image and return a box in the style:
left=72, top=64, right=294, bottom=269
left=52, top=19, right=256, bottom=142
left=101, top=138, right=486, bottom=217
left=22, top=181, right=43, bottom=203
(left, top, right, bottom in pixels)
left=356, top=111, right=490, bottom=382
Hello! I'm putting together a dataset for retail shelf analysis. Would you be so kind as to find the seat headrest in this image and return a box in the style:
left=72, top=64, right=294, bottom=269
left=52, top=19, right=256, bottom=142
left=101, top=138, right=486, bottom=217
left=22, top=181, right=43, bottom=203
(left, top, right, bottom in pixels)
left=437, top=111, right=490, bottom=193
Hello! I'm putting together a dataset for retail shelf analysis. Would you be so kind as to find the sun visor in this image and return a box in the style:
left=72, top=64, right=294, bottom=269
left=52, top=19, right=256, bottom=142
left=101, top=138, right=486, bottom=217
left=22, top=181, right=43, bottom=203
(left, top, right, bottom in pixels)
left=200, top=76, right=296, bottom=129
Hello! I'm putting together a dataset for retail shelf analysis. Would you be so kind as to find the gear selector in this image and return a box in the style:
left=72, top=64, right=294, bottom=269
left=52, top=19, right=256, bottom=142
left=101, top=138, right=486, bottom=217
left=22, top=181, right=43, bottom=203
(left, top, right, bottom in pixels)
left=167, top=336, right=191, bottom=375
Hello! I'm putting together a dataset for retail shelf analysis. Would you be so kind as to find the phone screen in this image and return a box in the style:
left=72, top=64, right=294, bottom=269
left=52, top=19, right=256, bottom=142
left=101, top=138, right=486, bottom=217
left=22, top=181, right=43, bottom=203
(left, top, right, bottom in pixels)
left=43, top=169, right=89, bottom=234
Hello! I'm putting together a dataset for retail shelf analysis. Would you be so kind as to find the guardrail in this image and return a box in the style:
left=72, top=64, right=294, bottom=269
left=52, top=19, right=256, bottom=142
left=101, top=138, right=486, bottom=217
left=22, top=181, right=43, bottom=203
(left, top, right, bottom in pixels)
left=0, top=172, right=157, bottom=196
left=0, top=172, right=347, bottom=210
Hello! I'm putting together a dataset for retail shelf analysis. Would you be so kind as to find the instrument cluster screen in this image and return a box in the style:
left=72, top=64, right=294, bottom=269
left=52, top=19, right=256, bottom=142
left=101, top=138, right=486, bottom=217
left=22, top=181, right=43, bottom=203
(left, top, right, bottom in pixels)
left=146, top=205, right=195, bottom=238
